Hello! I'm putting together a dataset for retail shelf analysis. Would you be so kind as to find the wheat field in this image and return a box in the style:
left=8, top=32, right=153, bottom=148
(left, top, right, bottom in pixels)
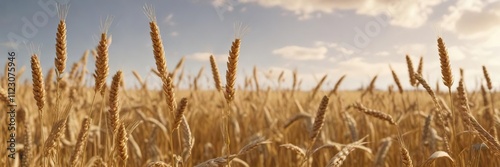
left=1, top=5, right=500, bottom=167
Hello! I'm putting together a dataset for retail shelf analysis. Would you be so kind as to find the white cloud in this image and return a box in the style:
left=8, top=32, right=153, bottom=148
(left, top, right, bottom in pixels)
left=441, top=0, right=500, bottom=39
left=170, top=31, right=179, bottom=37
left=273, top=45, right=327, bottom=60
left=335, top=57, right=389, bottom=76
left=385, top=0, right=443, bottom=28
left=238, top=0, right=444, bottom=28
left=315, top=41, right=354, bottom=55
left=0, top=42, right=19, bottom=50
left=186, top=52, right=226, bottom=62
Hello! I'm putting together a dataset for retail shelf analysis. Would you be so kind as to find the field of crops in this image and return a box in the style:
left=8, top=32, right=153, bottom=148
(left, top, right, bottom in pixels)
left=1, top=5, right=500, bottom=167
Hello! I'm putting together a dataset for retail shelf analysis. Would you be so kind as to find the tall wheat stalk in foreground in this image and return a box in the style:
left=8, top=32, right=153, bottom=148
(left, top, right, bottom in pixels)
left=223, top=34, right=241, bottom=167
left=437, top=37, right=455, bottom=155
left=438, top=37, right=454, bottom=114
left=50, top=7, right=69, bottom=162
left=144, top=5, right=180, bottom=164
left=221, top=23, right=249, bottom=166
left=53, top=6, right=69, bottom=140
left=30, top=54, right=46, bottom=160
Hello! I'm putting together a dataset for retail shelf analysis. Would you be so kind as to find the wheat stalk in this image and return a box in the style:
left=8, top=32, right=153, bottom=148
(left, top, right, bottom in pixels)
left=482, top=65, right=492, bottom=90
left=116, top=122, right=129, bottom=162
left=21, top=120, right=32, bottom=167
left=421, top=151, right=454, bottom=166
left=417, top=56, right=423, bottom=76
left=43, top=118, right=67, bottom=157
left=361, top=75, right=378, bottom=97
left=163, top=75, right=176, bottom=113
left=328, top=75, right=346, bottom=96
left=108, top=70, right=123, bottom=134
left=389, top=65, right=403, bottom=94
left=465, top=112, right=500, bottom=150
left=94, top=32, right=110, bottom=94
left=399, top=145, right=413, bottom=167
left=170, top=56, right=185, bottom=79
left=406, top=55, right=416, bottom=87
left=31, top=55, right=46, bottom=111
left=31, top=54, right=47, bottom=157
left=342, top=111, right=359, bottom=141
left=70, top=117, right=92, bottom=167
left=173, top=98, right=188, bottom=131
left=351, top=102, right=396, bottom=125
left=414, top=73, right=440, bottom=110
left=209, top=55, right=223, bottom=92
left=283, top=113, right=312, bottom=129
left=326, top=137, right=367, bottom=167
left=181, top=116, right=194, bottom=162
left=415, top=56, right=423, bottom=86
left=238, top=136, right=271, bottom=155
left=437, top=37, right=453, bottom=88
left=374, top=137, right=392, bottom=167
left=422, top=114, right=433, bottom=146
left=225, top=38, right=240, bottom=103
left=253, top=66, right=260, bottom=94
left=310, top=74, right=327, bottom=100
left=310, top=95, right=329, bottom=142
left=55, top=4, right=68, bottom=78
left=144, top=5, right=168, bottom=77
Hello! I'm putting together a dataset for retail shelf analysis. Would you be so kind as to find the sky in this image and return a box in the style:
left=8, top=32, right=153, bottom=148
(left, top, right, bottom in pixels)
left=0, top=0, right=499, bottom=91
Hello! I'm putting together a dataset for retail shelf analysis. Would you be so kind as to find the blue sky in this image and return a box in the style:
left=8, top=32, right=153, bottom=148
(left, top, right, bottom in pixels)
left=1, top=0, right=499, bottom=90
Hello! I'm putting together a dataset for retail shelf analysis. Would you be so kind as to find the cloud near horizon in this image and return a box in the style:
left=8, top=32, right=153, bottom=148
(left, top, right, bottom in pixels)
left=272, top=45, right=327, bottom=60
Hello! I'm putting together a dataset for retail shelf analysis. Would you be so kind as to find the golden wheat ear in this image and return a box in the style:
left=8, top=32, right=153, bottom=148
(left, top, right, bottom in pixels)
left=69, top=117, right=92, bottom=167
left=329, top=74, right=346, bottom=96
left=351, top=102, right=396, bottom=125
left=224, top=23, right=249, bottom=103
left=389, top=65, right=403, bottom=94
left=405, top=55, right=416, bottom=87
left=31, top=55, right=46, bottom=111
left=173, top=98, right=188, bottom=130
left=224, top=38, right=240, bottom=104
left=108, top=70, right=123, bottom=134
left=116, top=122, right=129, bottom=162
left=144, top=4, right=168, bottom=77
left=310, top=95, right=329, bottom=142
left=55, top=4, right=69, bottom=78
left=93, top=16, right=112, bottom=95
left=482, top=65, right=493, bottom=90
left=437, top=37, right=453, bottom=88
left=210, top=55, right=223, bottom=92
